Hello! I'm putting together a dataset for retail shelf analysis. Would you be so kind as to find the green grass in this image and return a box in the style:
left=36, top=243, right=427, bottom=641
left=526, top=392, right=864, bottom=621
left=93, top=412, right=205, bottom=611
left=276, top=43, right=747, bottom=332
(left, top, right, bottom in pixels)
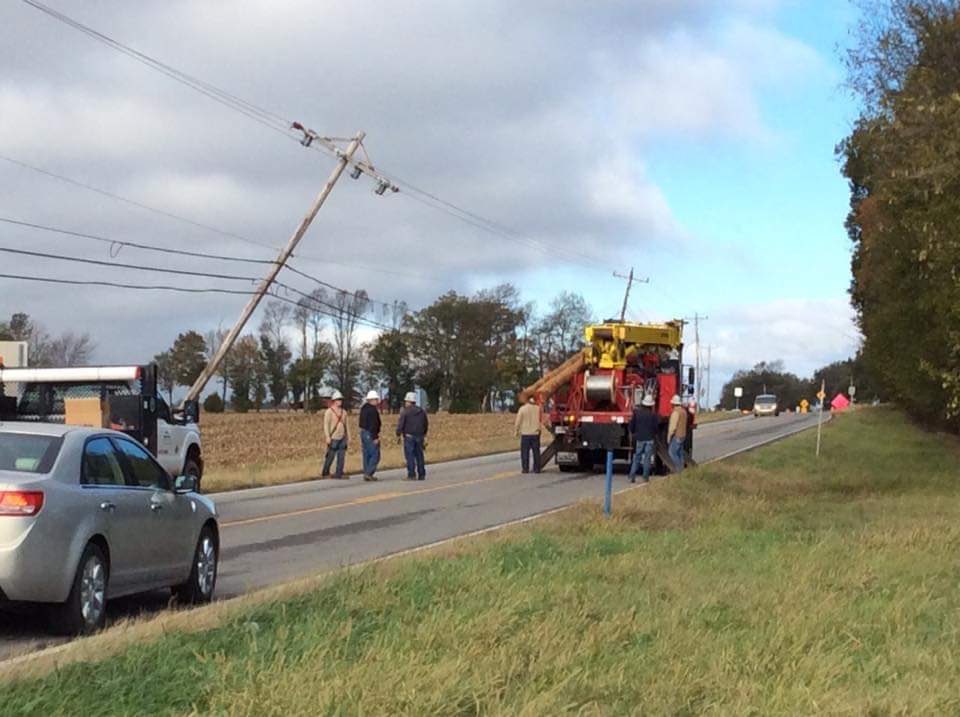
left=3, top=409, right=960, bottom=715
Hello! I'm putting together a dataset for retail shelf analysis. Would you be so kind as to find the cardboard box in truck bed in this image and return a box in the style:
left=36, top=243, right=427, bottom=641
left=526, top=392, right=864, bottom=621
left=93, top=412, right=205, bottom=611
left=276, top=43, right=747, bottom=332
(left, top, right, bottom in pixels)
left=65, top=397, right=109, bottom=428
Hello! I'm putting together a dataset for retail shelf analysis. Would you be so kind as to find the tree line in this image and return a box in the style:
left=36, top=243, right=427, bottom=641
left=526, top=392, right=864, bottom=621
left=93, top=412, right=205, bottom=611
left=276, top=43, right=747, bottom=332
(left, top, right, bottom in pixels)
left=718, top=356, right=883, bottom=412
left=150, top=286, right=594, bottom=413
left=839, top=0, right=960, bottom=432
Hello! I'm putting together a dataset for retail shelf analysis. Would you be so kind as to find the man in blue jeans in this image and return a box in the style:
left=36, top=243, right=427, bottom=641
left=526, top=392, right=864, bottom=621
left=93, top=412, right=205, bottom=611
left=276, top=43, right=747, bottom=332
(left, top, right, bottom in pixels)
left=396, top=391, right=429, bottom=480
left=667, top=394, right=688, bottom=472
left=359, top=390, right=382, bottom=481
left=628, top=394, right=659, bottom=483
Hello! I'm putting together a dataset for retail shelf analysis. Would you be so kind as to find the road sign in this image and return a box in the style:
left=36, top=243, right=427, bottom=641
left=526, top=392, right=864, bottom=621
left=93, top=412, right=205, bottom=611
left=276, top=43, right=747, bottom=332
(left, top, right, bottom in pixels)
left=816, top=390, right=826, bottom=400
left=849, top=385, right=856, bottom=396
left=734, top=387, right=743, bottom=398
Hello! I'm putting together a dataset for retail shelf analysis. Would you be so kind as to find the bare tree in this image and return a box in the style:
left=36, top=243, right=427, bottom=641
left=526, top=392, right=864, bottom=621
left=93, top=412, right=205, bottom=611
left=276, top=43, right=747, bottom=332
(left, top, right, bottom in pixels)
left=259, top=300, right=291, bottom=351
left=44, top=332, right=95, bottom=366
left=204, top=326, right=230, bottom=405
left=330, top=289, right=370, bottom=407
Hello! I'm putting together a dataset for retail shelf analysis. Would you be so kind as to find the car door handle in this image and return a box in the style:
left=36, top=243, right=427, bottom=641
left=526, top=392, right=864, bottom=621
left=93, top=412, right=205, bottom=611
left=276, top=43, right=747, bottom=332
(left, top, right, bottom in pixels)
left=150, top=503, right=163, bottom=512
left=99, top=501, right=116, bottom=512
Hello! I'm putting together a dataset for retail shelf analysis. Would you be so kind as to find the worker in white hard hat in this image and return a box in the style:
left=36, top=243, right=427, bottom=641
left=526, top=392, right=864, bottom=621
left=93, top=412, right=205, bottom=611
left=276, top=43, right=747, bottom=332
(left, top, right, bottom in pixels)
left=515, top=395, right=543, bottom=474
left=667, top=394, right=688, bottom=473
left=321, top=389, right=351, bottom=479
left=396, top=391, right=429, bottom=480
left=359, top=390, right=382, bottom=481
left=628, top=393, right=659, bottom=483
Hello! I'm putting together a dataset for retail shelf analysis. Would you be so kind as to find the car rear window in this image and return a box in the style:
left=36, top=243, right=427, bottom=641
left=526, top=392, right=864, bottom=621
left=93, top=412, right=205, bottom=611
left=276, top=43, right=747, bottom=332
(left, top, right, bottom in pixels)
left=0, top=433, right=63, bottom=473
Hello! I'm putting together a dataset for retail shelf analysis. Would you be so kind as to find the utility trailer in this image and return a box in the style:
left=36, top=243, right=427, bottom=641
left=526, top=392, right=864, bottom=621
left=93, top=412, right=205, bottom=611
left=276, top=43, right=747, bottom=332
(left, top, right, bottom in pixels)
left=522, top=320, right=696, bottom=474
left=0, top=364, right=205, bottom=488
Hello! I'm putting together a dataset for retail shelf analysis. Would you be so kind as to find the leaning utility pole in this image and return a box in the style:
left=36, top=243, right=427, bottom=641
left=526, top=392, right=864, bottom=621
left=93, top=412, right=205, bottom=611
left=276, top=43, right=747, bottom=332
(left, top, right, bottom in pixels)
left=182, top=131, right=366, bottom=407
left=613, top=267, right=650, bottom=323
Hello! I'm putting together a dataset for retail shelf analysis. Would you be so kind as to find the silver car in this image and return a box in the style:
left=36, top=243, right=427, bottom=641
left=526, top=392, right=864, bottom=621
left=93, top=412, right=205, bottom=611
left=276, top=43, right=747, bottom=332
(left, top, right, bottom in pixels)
left=0, top=423, right=219, bottom=635
left=753, top=394, right=780, bottom=417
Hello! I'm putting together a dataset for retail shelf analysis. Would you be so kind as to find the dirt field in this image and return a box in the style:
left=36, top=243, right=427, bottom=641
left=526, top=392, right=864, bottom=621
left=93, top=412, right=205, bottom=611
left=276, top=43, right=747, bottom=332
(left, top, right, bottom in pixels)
left=201, top=411, right=524, bottom=492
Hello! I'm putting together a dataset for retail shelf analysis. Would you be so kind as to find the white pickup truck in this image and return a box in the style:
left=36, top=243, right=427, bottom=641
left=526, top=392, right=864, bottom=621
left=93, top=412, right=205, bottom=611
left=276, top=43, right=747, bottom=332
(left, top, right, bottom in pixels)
left=0, top=365, right=204, bottom=488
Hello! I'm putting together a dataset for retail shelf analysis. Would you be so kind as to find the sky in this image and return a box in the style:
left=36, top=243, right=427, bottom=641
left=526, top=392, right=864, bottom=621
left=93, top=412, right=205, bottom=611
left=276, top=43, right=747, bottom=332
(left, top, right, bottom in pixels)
left=0, top=0, right=864, bottom=406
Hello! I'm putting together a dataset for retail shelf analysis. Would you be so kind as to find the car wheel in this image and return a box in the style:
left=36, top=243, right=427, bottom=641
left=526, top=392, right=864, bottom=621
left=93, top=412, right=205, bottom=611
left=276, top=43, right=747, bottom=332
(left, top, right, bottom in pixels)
left=51, top=542, right=108, bottom=636
left=174, top=526, right=218, bottom=604
left=183, top=457, right=202, bottom=492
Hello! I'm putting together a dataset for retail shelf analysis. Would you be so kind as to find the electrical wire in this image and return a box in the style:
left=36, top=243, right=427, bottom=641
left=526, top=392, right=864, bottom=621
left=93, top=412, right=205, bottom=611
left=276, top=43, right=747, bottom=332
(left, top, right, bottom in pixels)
left=1, top=270, right=392, bottom=332
left=0, top=244, right=393, bottom=331
left=0, top=216, right=275, bottom=265
left=0, top=153, right=438, bottom=282
left=0, top=214, right=403, bottom=315
left=21, top=0, right=617, bottom=276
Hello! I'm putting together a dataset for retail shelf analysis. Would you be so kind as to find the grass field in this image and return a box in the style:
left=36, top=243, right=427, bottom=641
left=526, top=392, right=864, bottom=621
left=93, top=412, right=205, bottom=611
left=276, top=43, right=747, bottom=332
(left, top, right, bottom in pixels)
left=3, top=408, right=959, bottom=714
left=201, top=411, right=522, bottom=492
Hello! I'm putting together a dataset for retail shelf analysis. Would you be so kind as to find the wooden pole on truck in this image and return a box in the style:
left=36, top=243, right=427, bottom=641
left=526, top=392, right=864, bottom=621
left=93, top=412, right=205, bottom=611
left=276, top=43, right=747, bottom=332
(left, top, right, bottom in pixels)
left=181, top=132, right=366, bottom=408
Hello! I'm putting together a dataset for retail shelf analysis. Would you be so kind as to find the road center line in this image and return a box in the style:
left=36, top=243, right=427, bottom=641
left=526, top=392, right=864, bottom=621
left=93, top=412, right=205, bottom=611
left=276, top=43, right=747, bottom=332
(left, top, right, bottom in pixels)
left=221, top=469, right=519, bottom=529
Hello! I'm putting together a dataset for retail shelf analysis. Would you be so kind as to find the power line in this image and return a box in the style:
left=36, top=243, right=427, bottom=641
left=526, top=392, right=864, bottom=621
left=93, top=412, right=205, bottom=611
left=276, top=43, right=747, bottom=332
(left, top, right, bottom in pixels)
left=0, top=244, right=392, bottom=331
left=0, top=244, right=262, bottom=283
left=0, top=214, right=402, bottom=315
left=1, top=271, right=392, bottom=332
left=0, top=216, right=275, bottom=265
left=22, top=0, right=616, bottom=276
left=0, top=153, right=437, bottom=282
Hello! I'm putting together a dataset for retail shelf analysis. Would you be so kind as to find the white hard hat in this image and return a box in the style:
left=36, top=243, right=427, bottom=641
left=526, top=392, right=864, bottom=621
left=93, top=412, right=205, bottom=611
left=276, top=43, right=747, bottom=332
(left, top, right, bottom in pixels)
left=330, top=389, right=343, bottom=401
left=671, top=394, right=682, bottom=406
left=641, top=394, right=655, bottom=407
left=365, top=390, right=380, bottom=401
left=404, top=391, right=417, bottom=403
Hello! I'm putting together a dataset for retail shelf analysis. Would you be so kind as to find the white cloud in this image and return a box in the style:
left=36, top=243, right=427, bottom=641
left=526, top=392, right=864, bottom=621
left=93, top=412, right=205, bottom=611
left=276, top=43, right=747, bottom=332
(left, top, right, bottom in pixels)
left=0, top=0, right=832, bottom=366
left=696, top=297, right=861, bottom=405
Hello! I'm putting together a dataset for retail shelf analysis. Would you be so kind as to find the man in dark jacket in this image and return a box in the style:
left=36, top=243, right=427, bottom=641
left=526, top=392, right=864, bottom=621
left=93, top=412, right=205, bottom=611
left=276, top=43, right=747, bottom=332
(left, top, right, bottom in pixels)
left=396, top=391, right=429, bottom=480
left=359, top=390, right=382, bottom=481
left=628, top=394, right=659, bottom=483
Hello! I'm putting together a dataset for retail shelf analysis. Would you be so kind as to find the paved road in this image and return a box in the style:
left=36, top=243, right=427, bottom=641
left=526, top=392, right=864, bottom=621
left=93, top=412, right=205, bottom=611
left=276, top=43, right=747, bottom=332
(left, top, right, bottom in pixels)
left=0, top=412, right=822, bottom=661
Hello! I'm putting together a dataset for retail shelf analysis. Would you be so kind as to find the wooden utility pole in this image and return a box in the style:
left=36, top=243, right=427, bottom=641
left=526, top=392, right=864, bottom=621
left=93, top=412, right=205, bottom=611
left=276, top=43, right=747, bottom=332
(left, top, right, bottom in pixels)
left=182, top=131, right=366, bottom=407
left=705, top=344, right=712, bottom=410
left=613, top=267, right=649, bottom=323
left=683, top=313, right=709, bottom=409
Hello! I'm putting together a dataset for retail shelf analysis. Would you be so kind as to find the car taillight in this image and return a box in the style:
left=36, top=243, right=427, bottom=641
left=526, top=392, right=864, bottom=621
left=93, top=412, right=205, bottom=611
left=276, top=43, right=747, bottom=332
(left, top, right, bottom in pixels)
left=0, top=491, right=44, bottom=516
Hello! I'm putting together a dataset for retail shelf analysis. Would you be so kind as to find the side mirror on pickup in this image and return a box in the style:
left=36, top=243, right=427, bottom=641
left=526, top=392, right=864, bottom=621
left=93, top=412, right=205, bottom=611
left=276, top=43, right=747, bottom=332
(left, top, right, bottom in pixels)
left=174, top=474, right=198, bottom=494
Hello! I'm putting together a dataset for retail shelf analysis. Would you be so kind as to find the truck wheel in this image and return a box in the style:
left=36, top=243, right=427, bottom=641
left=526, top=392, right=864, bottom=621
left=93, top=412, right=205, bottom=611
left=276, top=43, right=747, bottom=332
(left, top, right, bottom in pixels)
left=173, top=525, right=218, bottom=604
left=50, top=542, right=109, bottom=636
left=183, top=456, right=202, bottom=491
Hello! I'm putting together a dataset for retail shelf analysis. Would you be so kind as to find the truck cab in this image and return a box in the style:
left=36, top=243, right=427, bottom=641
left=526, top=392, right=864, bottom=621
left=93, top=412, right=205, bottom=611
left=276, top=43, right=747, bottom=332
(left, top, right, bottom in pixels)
left=0, top=364, right=204, bottom=488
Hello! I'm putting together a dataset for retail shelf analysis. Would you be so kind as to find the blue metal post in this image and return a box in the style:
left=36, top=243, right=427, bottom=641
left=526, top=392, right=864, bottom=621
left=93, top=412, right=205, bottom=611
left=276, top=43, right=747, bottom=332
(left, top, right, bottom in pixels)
left=604, top=449, right=614, bottom=516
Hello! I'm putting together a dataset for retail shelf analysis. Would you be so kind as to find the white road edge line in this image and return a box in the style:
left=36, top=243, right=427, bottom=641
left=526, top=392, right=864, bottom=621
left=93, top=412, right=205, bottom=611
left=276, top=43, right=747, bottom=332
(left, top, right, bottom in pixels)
left=0, top=416, right=827, bottom=671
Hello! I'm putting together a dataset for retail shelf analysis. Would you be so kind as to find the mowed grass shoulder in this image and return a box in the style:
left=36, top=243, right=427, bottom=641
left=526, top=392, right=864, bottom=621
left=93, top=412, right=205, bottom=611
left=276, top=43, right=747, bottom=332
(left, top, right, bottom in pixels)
left=4, top=409, right=960, bottom=715
left=201, top=411, right=520, bottom=492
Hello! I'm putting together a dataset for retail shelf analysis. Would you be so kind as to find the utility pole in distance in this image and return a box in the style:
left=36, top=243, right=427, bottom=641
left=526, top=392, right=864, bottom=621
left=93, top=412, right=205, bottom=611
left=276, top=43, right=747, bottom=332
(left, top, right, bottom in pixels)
left=613, top=267, right=649, bottom=323
left=706, top=344, right=712, bottom=411
left=683, top=313, right=709, bottom=409
left=182, top=131, right=368, bottom=408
